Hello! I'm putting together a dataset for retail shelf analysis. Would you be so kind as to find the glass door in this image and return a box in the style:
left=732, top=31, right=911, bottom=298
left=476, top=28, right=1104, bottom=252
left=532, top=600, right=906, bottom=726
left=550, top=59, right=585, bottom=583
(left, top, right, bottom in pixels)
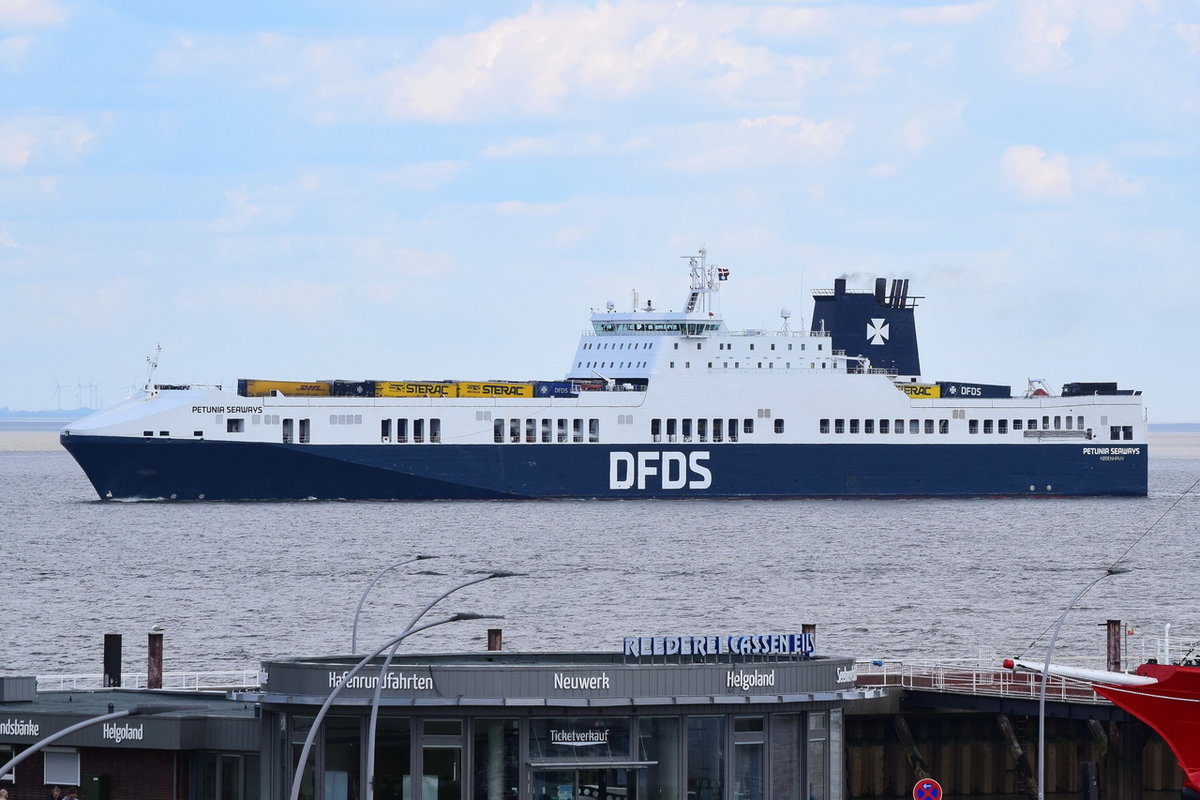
left=532, top=769, right=637, bottom=800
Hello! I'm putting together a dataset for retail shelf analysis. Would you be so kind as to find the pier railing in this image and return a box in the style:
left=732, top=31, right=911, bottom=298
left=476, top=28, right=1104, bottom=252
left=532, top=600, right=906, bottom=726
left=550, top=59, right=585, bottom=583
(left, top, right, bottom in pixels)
left=854, top=659, right=1109, bottom=705
left=38, top=669, right=262, bottom=692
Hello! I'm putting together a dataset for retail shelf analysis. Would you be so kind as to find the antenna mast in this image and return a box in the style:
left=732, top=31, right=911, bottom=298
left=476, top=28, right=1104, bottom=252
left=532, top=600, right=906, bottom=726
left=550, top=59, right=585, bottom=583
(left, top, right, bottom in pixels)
left=144, top=344, right=161, bottom=391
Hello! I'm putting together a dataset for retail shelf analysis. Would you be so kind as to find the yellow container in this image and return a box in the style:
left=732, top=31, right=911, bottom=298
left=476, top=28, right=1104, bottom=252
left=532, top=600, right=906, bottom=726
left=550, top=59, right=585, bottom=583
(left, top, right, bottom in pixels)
left=239, top=379, right=332, bottom=397
left=897, top=383, right=941, bottom=399
left=376, top=381, right=459, bottom=398
left=455, top=381, right=535, bottom=398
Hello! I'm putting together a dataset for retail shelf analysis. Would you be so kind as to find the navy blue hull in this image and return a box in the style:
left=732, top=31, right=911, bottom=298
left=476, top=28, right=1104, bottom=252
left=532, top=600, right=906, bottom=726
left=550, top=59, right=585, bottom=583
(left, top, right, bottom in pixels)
left=60, top=435, right=1148, bottom=500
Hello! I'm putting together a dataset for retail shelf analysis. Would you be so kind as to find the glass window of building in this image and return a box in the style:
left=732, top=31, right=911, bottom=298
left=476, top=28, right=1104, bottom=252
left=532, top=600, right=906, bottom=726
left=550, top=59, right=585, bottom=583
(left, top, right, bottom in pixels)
left=373, top=718, right=411, bottom=800
left=687, top=717, right=725, bottom=800
left=638, top=717, right=681, bottom=800
left=474, top=720, right=519, bottom=800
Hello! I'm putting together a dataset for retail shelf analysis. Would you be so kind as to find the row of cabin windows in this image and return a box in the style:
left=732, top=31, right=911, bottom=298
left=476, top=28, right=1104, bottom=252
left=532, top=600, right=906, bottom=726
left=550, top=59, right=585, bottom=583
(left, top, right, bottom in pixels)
left=583, top=341, right=654, bottom=350
left=651, top=417, right=784, bottom=443
left=821, top=418, right=950, bottom=435
left=492, top=418, right=601, bottom=443
left=968, top=415, right=1086, bottom=434
left=695, top=342, right=820, bottom=351
left=380, top=418, right=441, bottom=443
left=672, top=362, right=824, bottom=370
left=579, top=361, right=649, bottom=369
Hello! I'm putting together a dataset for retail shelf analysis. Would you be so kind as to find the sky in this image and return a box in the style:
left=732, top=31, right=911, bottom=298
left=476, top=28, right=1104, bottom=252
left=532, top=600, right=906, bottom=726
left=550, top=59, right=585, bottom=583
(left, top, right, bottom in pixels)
left=1, top=0, right=1197, bottom=421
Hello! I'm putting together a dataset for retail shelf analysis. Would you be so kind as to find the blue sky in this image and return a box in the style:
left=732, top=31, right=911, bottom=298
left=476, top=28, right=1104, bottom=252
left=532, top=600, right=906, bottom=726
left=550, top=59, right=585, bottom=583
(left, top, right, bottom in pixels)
left=1, top=0, right=1196, bottom=421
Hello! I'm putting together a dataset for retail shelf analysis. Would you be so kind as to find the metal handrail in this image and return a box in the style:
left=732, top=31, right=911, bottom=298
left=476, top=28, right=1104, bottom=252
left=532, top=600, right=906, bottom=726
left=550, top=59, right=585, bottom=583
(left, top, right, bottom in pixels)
left=853, top=660, right=1108, bottom=705
left=37, top=669, right=262, bottom=692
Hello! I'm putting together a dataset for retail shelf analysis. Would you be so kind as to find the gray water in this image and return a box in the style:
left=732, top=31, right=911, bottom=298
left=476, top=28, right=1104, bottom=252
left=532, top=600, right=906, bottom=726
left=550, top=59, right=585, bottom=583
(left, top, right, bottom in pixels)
left=1, top=440, right=1197, bottom=679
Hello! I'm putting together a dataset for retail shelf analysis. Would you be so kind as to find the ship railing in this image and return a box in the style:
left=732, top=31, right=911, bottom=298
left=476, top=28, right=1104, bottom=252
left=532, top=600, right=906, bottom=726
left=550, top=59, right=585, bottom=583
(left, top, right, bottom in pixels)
left=37, top=669, right=262, bottom=692
left=854, top=659, right=1109, bottom=705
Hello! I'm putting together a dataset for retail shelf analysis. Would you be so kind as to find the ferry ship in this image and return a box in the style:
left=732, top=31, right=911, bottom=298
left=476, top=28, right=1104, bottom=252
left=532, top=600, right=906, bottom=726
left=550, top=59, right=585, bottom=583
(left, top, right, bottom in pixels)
left=60, top=250, right=1148, bottom=500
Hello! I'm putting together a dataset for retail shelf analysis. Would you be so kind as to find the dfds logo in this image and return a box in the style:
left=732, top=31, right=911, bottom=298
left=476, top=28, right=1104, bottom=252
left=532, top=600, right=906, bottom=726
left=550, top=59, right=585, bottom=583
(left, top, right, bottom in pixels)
left=609, top=451, right=712, bottom=490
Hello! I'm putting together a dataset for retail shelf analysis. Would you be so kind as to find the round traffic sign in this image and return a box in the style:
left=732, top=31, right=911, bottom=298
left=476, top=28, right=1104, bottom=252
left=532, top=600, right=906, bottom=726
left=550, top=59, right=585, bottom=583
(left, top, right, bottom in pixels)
left=913, top=778, right=943, bottom=800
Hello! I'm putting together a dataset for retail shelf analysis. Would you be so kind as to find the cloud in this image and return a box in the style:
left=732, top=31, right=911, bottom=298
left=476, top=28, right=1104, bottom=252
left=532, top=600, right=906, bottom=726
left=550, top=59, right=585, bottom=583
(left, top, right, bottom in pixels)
left=1079, top=160, right=1142, bottom=196
left=665, top=115, right=851, bottom=172
left=898, top=101, right=966, bottom=151
left=156, top=2, right=834, bottom=124
left=0, top=35, right=35, bottom=68
left=1001, top=145, right=1072, bottom=200
left=481, top=132, right=651, bottom=159
left=1176, top=22, right=1200, bottom=55
left=0, top=115, right=96, bottom=171
left=380, top=160, right=468, bottom=191
left=1008, top=0, right=1139, bottom=75
left=0, top=0, right=68, bottom=27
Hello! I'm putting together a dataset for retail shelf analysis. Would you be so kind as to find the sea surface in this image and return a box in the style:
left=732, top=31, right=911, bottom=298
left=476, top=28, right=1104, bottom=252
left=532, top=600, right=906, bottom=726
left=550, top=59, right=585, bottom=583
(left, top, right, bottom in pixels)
left=1, top=431, right=1197, bottom=680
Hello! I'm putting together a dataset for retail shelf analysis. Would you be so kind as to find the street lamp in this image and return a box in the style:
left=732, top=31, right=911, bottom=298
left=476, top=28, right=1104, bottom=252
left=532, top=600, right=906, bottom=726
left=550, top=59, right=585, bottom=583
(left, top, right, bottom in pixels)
left=364, top=571, right=521, bottom=800
left=1037, top=566, right=1130, bottom=800
left=351, top=555, right=436, bottom=653
left=0, top=703, right=192, bottom=779
left=289, top=612, right=497, bottom=800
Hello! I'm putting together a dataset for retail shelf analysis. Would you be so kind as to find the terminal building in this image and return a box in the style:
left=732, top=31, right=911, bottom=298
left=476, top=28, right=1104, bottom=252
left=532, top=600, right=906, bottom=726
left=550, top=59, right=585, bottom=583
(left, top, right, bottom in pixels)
left=0, top=633, right=879, bottom=800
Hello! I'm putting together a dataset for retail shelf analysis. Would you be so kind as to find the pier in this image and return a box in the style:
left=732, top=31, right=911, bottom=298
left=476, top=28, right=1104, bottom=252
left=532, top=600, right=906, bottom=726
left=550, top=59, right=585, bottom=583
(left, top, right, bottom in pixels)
left=847, top=659, right=1182, bottom=798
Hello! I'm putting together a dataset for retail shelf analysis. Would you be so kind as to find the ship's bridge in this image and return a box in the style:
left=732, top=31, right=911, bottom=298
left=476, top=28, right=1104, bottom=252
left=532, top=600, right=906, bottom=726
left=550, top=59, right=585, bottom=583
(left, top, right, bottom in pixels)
left=592, top=314, right=725, bottom=337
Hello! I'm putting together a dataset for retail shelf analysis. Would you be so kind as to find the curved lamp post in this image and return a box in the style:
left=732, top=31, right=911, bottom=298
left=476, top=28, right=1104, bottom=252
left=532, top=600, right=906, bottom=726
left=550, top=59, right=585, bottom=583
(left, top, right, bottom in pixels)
left=351, top=555, right=436, bottom=654
left=364, top=571, right=521, bottom=800
left=1037, top=566, right=1130, bottom=800
left=289, top=611, right=497, bottom=800
left=0, top=703, right=191, bottom=779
